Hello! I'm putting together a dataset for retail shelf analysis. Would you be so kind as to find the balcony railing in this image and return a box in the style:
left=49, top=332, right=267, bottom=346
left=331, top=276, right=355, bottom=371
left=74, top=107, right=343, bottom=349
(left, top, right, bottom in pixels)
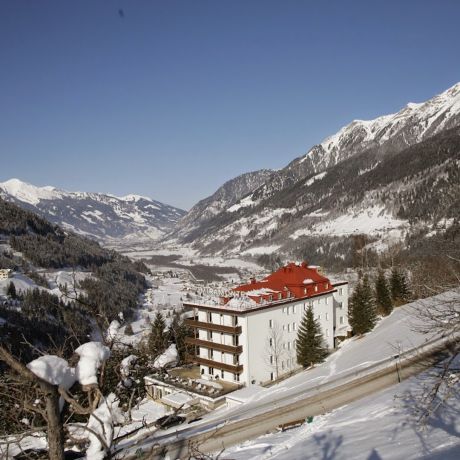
left=185, top=337, right=243, bottom=354
left=186, top=355, right=244, bottom=374
left=185, top=318, right=242, bottom=334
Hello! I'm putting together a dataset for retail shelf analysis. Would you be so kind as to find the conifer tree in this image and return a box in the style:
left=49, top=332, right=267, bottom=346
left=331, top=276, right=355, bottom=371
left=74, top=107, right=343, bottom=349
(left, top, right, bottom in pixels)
left=349, top=275, right=377, bottom=335
left=148, top=312, right=167, bottom=357
left=6, top=281, right=16, bottom=299
left=375, top=270, right=393, bottom=316
left=296, top=305, right=328, bottom=368
left=168, top=313, right=193, bottom=364
left=390, top=267, right=410, bottom=304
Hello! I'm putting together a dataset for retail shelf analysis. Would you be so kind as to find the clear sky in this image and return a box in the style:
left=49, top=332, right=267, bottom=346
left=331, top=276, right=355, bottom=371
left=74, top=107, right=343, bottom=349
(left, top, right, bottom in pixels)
left=1, top=0, right=459, bottom=210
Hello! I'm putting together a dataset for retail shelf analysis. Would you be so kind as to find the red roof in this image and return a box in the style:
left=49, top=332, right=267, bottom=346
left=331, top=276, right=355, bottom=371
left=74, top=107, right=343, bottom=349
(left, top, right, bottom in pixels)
left=230, top=262, right=333, bottom=305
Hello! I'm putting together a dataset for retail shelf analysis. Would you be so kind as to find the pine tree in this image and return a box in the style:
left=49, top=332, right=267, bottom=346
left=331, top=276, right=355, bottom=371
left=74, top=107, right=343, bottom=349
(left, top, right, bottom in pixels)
left=390, top=267, right=411, bottom=304
left=6, top=281, right=16, bottom=299
left=124, top=323, right=134, bottom=336
left=375, top=270, right=393, bottom=316
left=168, top=313, right=193, bottom=364
left=148, top=312, right=167, bottom=357
left=296, top=305, right=328, bottom=368
left=349, top=275, right=377, bottom=335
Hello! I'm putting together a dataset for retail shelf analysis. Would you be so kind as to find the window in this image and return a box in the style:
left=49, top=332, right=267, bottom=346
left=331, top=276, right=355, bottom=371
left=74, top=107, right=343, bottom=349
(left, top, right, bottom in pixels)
left=304, top=303, right=308, bottom=311
left=287, top=341, right=291, bottom=350
left=201, top=368, right=205, bottom=375
left=283, top=342, right=286, bottom=349
left=208, top=349, right=214, bottom=359
left=207, top=330, right=213, bottom=340
left=270, top=355, right=273, bottom=364
left=318, top=298, right=322, bottom=305
left=339, top=288, right=343, bottom=296
left=269, top=319, right=273, bottom=328
left=233, top=315, right=239, bottom=326
left=209, top=367, right=214, bottom=375
left=339, top=301, right=344, bottom=309
left=325, top=297, right=329, bottom=305
left=281, top=361, right=285, bottom=370
left=293, top=305, right=296, bottom=314
left=286, top=307, right=290, bottom=315
left=318, top=314, right=321, bottom=320
left=269, top=338, right=273, bottom=347
left=270, top=372, right=274, bottom=381
left=283, top=324, right=286, bottom=331
left=325, top=313, right=329, bottom=321
left=221, top=370, right=224, bottom=379
left=326, top=329, right=329, bottom=337
left=287, top=324, right=290, bottom=332
left=340, top=316, right=344, bottom=325
left=293, top=339, right=297, bottom=349
left=278, top=293, right=282, bottom=300
left=220, top=313, right=223, bottom=324
left=234, top=373, right=240, bottom=382
left=325, top=283, right=329, bottom=289
left=283, top=307, right=286, bottom=314
left=314, top=285, right=318, bottom=292
left=207, top=312, right=212, bottom=322
left=292, top=322, right=296, bottom=331
left=304, top=288, right=307, bottom=295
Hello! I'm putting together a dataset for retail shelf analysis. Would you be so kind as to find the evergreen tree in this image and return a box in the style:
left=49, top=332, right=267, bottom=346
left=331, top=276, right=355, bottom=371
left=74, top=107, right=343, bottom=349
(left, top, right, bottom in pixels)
left=6, top=281, right=16, bottom=299
left=390, top=267, right=411, bottom=304
left=124, top=323, right=134, bottom=336
left=148, top=312, right=167, bottom=357
left=375, top=270, right=393, bottom=316
left=296, top=305, right=328, bottom=368
left=168, top=313, right=193, bottom=364
left=349, top=275, right=377, bottom=335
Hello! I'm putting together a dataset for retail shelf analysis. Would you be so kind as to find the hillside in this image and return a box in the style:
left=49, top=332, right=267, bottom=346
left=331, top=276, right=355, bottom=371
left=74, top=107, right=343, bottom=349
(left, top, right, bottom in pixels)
left=167, top=82, right=460, bottom=265
left=0, top=179, right=186, bottom=243
left=0, top=197, right=148, bottom=358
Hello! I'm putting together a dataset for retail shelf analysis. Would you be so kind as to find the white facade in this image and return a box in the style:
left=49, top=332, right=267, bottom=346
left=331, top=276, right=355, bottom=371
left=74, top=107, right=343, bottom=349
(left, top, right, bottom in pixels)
left=186, top=281, right=349, bottom=387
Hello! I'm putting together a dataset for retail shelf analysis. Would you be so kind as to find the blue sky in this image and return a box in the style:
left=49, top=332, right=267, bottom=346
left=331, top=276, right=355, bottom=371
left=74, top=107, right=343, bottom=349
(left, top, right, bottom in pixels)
left=1, top=0, right=459, bottom=209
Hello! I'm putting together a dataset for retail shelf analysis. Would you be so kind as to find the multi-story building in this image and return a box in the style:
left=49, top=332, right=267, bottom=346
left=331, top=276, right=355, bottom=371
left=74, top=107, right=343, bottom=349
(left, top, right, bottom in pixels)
left=184, top=262, right=349, bottom=386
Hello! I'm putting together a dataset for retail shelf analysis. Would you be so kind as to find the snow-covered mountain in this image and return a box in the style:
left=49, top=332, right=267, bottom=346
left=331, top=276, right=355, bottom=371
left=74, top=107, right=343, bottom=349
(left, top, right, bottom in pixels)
left=168, top=169, right=274, bottom=243
left=169, top=82, right=460, bottom=261
left=0, top=179, right=186, bottom=242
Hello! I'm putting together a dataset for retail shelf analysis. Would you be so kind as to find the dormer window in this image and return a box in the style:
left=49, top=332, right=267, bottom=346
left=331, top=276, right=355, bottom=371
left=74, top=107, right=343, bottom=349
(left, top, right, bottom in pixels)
left=314, top=285, right=318, bottom=292
left=325, top=283, right=329, bottom=289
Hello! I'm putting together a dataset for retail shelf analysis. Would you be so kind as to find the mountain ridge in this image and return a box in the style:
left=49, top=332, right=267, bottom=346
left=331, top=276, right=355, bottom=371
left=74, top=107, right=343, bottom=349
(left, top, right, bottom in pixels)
left=0, top=178, right=186, bottom=243
left=167, top=82, right=460, bottom=259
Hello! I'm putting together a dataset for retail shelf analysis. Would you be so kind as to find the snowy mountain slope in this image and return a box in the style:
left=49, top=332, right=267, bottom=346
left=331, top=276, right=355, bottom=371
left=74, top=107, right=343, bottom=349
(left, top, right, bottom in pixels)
left=169, top=82, right=460, bottom=259
left=0, top=178, right=186, bottom=242
left=168, top=169, right=274, bottom=242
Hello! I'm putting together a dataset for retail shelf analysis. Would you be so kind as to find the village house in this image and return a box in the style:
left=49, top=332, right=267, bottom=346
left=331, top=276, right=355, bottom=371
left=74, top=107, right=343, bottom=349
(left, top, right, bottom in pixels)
left=184, top=262, right=349, bottom=386
left=0, top=269, right=12, bottom=280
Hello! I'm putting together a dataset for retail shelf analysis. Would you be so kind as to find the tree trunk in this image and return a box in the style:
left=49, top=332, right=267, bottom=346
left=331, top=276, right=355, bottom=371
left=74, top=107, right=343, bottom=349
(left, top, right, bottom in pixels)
left=43, top=385, right=65, bottom=460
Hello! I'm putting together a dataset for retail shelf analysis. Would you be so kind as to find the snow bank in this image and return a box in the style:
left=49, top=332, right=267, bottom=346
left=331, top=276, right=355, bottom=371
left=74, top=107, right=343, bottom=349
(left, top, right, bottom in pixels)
left=153, top=344, right=178, bottom=369
left=75, top=342, right=110, bottom=386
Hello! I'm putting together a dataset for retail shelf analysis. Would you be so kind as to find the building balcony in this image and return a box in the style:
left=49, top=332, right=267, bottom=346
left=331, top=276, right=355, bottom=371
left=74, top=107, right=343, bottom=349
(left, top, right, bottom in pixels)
left=186, top=355, right=244, bottom=374
left=185, top=337, right=243, bottom=354
left=185, top=318, right=242, bottom=334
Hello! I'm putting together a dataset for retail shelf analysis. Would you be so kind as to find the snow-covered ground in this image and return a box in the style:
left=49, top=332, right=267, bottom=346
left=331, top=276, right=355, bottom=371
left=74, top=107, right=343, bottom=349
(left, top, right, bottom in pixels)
left=225, top=367, right=460, bottom=459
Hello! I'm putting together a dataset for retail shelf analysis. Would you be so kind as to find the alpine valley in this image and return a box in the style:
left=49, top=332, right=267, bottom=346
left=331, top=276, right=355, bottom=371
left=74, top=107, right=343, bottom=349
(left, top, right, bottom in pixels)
left=2, top=82, right=460, bottom=269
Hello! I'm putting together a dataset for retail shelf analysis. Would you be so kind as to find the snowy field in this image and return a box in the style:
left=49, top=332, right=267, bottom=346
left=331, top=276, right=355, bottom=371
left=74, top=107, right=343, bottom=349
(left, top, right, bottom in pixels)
left=225, top=368, right=460, bottom=459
